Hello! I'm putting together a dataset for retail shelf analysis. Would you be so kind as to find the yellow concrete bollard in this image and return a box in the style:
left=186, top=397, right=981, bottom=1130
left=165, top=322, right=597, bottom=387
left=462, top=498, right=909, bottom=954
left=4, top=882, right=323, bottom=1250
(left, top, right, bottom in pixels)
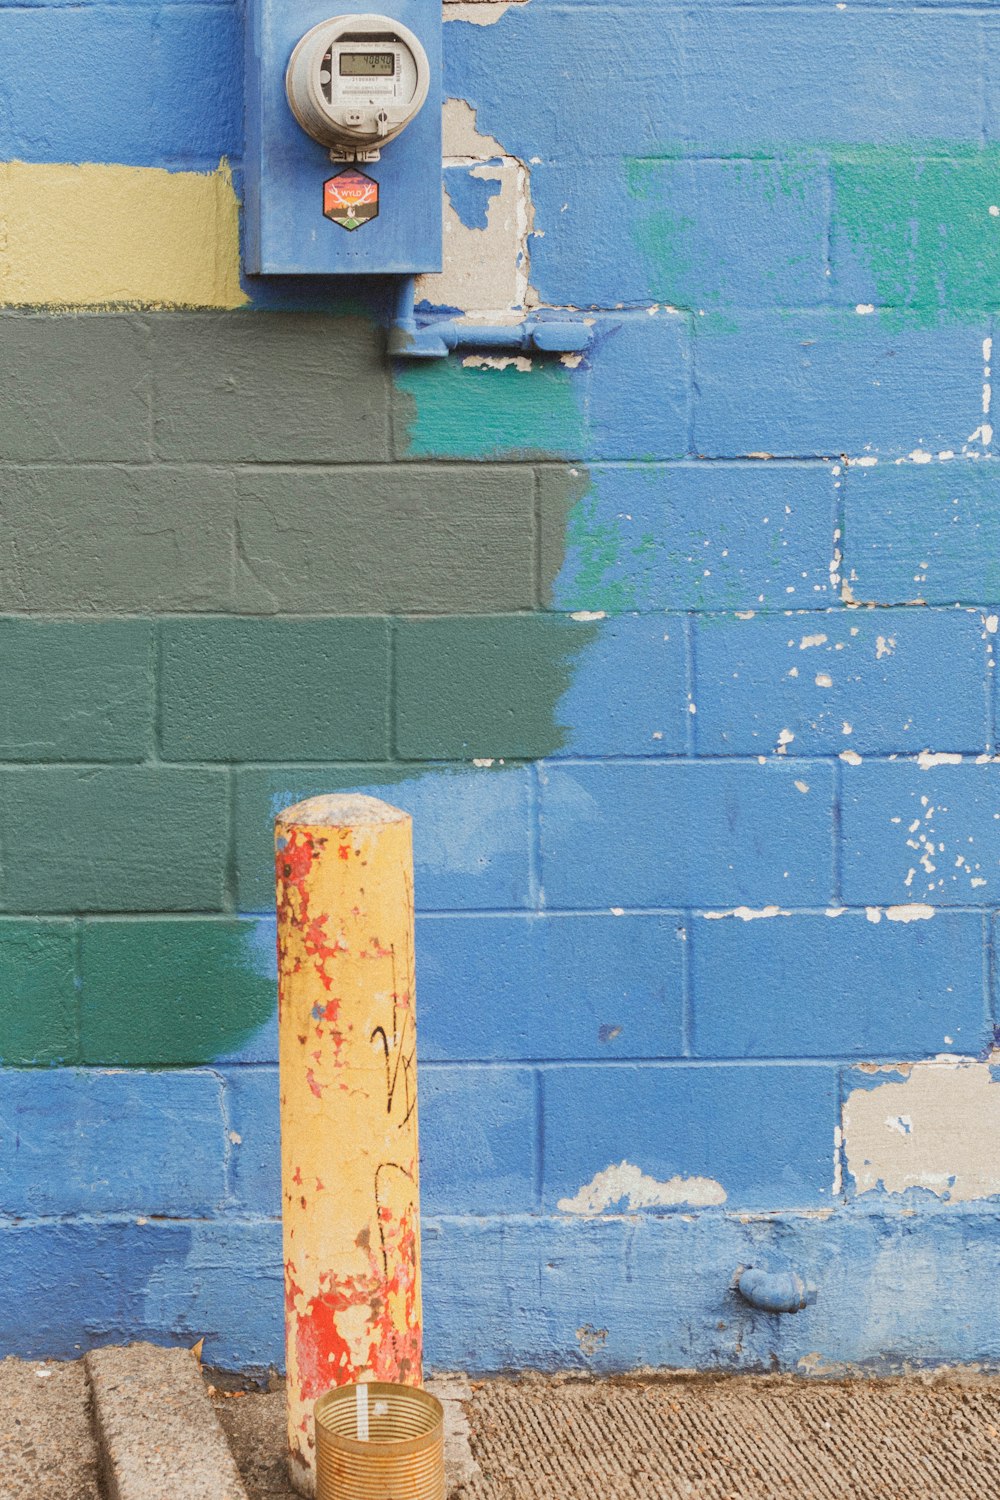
left=275, top=794, right=423, bottom=1497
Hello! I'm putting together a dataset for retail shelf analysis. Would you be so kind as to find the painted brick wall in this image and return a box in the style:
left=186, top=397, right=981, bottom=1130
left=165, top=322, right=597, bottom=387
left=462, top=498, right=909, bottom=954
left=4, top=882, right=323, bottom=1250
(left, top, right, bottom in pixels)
left=2, top=0, right=1000, bottom=1376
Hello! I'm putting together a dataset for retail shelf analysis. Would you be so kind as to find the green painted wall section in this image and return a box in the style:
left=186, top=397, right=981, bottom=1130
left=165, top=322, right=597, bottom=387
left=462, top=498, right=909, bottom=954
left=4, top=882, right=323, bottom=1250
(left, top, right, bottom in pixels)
left=79, top=921, right=275, bottom=1067
left=0, top=310, right=596, bottom=1069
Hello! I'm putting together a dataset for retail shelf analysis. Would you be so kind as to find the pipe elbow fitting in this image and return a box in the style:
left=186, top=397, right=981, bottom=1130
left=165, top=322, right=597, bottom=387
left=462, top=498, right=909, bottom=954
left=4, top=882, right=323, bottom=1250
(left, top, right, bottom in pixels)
left=736, top=1267, right=817, bottom=1315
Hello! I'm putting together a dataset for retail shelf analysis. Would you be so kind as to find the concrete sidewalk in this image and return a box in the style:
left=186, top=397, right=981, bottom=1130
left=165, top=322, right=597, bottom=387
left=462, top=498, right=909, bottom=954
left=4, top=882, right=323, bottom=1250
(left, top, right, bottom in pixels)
left=216, top=1369, right=1000, bottom=1500
left=3, top=1347, right=1000, bottom=1500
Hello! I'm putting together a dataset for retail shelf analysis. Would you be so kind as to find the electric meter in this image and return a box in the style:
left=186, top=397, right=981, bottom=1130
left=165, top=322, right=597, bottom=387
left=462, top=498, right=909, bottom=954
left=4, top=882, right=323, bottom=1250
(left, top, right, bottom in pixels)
left=244, top=0, right=441, bottom=276
left=286, top=13, right=430, bottom=154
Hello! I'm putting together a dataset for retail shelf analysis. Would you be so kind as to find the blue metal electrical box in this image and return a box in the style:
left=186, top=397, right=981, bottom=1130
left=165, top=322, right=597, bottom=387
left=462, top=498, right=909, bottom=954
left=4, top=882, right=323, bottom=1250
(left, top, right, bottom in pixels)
left=244, top=0, right=442, bottom=276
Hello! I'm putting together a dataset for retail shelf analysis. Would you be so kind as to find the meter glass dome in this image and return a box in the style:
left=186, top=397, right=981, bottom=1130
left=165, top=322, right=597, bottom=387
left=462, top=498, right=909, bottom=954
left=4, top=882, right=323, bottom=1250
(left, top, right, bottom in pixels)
left=286, top=13, right=430, bottom=152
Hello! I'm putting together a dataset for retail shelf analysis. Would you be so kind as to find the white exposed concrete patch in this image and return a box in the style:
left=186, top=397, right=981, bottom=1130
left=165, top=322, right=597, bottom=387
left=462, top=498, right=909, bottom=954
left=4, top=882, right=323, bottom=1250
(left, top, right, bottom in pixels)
left=444, top=0, right=524, bottom=23
left=557, top=1161, right=727, bottom=1214
left=462, top=353, right=532, bottom=372
left=701, top=905, right=789, bottom=921
left=416, top=99, right=532, bottom=313
left=843, top=1058, right=1000, bottom=1202
left=864, top=904, right=935, bottom=924
left=917, top=750, right=963, bottom=769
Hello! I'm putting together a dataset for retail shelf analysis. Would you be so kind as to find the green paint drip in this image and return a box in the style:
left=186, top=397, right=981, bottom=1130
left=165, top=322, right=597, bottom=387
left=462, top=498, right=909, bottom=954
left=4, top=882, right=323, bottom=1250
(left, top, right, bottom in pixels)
left=394, top=357, right=583, bottom=459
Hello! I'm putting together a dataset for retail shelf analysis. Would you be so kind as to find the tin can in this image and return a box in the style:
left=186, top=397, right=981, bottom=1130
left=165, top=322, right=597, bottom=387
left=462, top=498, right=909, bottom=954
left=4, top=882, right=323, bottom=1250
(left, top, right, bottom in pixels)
left=315, top=1382, right=445, bottom=1500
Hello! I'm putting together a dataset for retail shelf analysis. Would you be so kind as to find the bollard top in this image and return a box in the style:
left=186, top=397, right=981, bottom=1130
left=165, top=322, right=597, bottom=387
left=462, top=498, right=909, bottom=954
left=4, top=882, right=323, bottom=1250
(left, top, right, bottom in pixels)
left=276, top=793, right=409, bottom=828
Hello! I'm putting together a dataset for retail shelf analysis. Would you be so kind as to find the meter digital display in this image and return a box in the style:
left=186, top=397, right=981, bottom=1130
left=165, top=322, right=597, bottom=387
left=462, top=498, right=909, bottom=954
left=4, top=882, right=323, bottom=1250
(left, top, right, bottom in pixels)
left=340, top=51, right=394, bottom=75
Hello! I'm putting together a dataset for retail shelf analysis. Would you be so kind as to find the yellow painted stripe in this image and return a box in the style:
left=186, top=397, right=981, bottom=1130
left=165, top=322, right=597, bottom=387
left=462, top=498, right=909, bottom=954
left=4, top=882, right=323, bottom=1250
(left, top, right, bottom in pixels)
left=0, top=160, right=246, bottom=308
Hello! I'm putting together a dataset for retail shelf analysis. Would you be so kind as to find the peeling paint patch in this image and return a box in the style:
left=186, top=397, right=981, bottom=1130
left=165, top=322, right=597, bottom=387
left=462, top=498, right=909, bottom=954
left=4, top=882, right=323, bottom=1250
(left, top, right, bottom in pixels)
left=701, top=906, right=789, bottom=922
left=557, top=1160, right=727, bottom=1214
left=575, top=1324, right=608, bottom=1356
left=417, top=100, right=532, bottom=314
left=844, top=1058, right=1000, bottom=1202
left=444, top=1, right=525, bottom=24
left=917, top=750, right=963, bottom=769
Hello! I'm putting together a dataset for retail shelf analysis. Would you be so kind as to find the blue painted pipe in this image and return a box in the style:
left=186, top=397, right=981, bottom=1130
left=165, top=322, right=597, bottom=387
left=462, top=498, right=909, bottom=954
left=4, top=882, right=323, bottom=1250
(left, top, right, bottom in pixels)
left=736, top=1267, right=817, bottom=1315
left=388, top=275, right=593, bottom=359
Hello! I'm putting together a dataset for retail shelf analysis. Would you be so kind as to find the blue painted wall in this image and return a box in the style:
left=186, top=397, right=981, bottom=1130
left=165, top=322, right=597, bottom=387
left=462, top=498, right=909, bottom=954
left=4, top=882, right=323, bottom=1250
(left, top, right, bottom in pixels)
left=2, top=0, right=1000, bottom=1378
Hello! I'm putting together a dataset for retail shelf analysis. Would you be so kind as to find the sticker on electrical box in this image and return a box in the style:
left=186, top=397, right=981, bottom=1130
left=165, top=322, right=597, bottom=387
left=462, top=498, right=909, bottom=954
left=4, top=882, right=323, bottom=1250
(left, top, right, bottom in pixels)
left=323, top=169, right=379, bottom=230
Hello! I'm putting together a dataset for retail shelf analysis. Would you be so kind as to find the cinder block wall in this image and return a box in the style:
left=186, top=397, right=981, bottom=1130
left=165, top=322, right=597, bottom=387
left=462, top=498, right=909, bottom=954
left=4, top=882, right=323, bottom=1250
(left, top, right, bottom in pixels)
left=2, top=1, right=1000, bottom=1374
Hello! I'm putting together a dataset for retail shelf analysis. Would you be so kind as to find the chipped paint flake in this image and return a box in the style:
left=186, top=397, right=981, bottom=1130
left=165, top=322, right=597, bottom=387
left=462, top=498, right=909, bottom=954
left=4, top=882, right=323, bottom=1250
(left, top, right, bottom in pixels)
left=917, top=750, right=963, bottom=769
left=701, top=905, right=789, bottom=921
left=558, top=1160, right=726, bottom=1214
left=844, top=1058, right=1000, bottom=1202
left=444, top=0, right=524, bottom=23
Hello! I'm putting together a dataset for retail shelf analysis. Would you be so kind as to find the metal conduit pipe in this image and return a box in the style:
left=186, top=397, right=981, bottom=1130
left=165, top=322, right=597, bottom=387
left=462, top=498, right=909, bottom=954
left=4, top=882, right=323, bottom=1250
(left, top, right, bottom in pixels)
left=388, top=274, right=593, bottom=359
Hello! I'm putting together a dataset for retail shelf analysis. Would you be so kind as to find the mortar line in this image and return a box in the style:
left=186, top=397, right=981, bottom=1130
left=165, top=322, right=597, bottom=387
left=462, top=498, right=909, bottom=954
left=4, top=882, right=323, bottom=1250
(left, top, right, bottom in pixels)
left=684, top=613, right=697, bottom=755
left=528, top=761, right=544, bottom=912
left=150, top=619, right=165, bottom=765
left=686, top=310, right=698, bottom=457
left=984, top=612, right=996, bottom=758
left=71, top=918, right=84, bottom=1066
left=831, top=754, right=844, bottom=907
left=222, top=766, right=238, bottom=915
left=531, top=464, right=543, bottom=610
left=983, top=909, right=996, bottom=1037
left=679, top=911, right=693, bottom=1058
left=821, top=157, right=833, bottom=289
left=388, top=618, right=400, bottom=761
left=833, top=1063, right=846, bottom=1201
left=533, top=1068, right=545, bottom=1212
left=21, top=901, right=1000, bottom=920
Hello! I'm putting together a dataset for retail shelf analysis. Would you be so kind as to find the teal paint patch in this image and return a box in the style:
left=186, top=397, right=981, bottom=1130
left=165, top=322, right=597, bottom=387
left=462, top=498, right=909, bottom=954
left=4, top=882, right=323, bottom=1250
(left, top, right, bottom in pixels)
left=829, top=146, right=1000, bottom=326
left=624, top=143, right=1000, bottom=324
left=393, top=357, right=584, bottom=460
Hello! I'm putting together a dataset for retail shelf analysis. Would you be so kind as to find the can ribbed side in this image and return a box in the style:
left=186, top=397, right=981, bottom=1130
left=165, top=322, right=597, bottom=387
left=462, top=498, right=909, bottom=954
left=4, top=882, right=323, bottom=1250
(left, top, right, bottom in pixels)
left=315, top=1384, right=444, bottom=1500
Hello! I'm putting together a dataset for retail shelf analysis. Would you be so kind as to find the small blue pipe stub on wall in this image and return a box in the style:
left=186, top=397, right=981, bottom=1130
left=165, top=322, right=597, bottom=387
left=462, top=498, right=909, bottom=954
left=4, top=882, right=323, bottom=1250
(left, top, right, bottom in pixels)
left=244, top=0, right=442, bottom=276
